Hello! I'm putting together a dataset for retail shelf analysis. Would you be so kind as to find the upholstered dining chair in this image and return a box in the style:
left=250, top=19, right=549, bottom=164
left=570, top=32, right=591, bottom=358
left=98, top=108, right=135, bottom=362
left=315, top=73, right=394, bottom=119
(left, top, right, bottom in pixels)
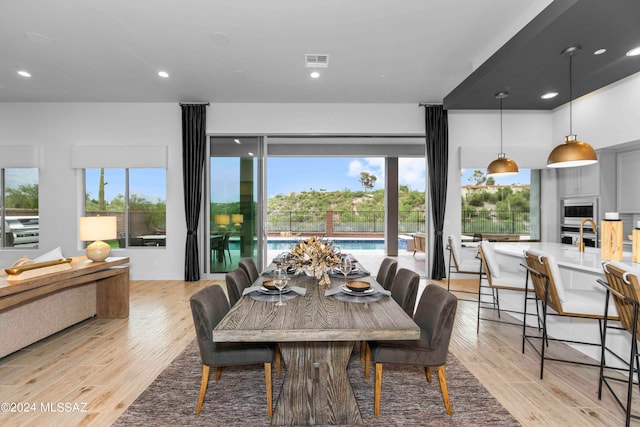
left=189, top=284, right=275, bottom=416
left=522, top=249, right=619, bottom=379
left=239, top=258, right=260, bottom=284
left=369, top=284, right=458, bottom=417
left=598, top=262, right=640, bottom=426
left=476, top=241, right=530, bottom=333
left=376, top=257, right=398, bottom=291
left=225, top=268, right=251, bottom=307
left=364, top=268, right=419, bottom=378
left=446, top=235, right=481, bottom=300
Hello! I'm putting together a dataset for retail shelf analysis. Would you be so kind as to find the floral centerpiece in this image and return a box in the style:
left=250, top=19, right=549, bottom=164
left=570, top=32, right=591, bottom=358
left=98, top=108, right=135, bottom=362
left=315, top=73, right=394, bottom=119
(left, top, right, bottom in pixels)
left=289, top=236, right=341, bottom=285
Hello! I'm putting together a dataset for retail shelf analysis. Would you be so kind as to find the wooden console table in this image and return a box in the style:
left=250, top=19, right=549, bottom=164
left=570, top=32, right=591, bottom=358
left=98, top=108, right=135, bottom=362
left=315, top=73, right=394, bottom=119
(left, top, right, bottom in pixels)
left=0, top=256, right=130, bottom=316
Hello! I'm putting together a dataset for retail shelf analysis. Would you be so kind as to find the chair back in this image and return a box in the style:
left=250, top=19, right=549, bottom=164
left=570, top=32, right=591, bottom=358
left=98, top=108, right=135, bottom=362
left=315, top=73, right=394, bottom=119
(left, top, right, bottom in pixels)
left=390, top=268, right=420, bottom=316
left=602, top=262, right=640, bottom=339
left=523, top=250, right=564, bottom=314
left=447, top=235, right=462, bottom=271
left=376, top=258, right=398, bottom=290
left=190, top=285, right=230, bottom=366
left=238, top=258, right=259, bottom=283
left=413, top=285, right=458, bottom=365
left=477, top=242, right=497, bottom=286
left=225, top=268, right=251, bottom=306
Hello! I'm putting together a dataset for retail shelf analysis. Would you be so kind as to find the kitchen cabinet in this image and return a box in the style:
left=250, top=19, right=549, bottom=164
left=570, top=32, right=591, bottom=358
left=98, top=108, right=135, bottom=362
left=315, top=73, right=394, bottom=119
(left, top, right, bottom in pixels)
left=558, top=163, right=600, bottom=197
left=617, top=149, right=640, bottom=213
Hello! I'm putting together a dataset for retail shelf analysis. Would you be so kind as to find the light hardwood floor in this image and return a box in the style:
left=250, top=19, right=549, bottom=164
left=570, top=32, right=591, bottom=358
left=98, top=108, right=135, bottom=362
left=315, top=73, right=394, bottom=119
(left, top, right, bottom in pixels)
left=0, top=276, right=636, bottom=426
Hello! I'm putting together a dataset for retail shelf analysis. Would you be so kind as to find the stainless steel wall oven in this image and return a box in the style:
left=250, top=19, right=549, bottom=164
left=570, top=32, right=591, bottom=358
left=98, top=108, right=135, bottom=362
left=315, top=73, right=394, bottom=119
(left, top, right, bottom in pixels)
left=560, top=198, right=598, bottom=247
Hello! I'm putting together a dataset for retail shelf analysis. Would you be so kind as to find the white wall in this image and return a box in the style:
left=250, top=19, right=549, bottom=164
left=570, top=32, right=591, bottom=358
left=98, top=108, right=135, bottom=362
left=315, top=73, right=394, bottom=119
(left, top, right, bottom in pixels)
left=1, top=72, right=639, bottom=279
left=0, top=103, right=185, bottom=280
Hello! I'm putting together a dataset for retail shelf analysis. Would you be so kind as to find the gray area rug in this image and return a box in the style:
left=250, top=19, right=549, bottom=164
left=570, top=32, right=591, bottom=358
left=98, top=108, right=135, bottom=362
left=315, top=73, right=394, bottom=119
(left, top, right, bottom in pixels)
left=113, top=340, right=520, bottom=426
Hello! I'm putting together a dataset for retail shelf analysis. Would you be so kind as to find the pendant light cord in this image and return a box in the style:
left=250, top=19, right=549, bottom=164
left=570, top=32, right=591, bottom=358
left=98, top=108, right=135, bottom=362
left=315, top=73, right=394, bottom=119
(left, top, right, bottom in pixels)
left=569, top=53, right=573, bottom=135
left=500, top=96, right=504, bottom=153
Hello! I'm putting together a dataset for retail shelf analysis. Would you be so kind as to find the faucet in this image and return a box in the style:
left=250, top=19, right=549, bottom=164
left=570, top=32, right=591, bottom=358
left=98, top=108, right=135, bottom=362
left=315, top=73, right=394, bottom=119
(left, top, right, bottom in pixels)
left=579, top=218, right=597, bottom=252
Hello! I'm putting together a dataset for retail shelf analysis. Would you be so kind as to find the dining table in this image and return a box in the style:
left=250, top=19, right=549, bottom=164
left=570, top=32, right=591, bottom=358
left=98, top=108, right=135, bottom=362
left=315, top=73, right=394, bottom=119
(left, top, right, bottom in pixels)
left=213, top=262, right=420, bottom=425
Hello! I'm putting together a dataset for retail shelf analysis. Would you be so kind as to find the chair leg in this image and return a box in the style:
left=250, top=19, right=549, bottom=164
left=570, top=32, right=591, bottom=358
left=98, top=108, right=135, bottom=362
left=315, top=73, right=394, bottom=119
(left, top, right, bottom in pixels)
left=425, top=366, right=432, bottom=383
left=437, top=365, right=453, bottom=416
left=364, top=342, right=371, bottom=379
left=275, top=346, right=282, bottom=379
left=374, top=363, right=383, bottom=418
left=360, top=341, right=365, bottom=364
left=215, top=366, right=222, bottom=381
left=195, top=365, right=210, bottom=414
left=264, top=362, right=273, bottom=417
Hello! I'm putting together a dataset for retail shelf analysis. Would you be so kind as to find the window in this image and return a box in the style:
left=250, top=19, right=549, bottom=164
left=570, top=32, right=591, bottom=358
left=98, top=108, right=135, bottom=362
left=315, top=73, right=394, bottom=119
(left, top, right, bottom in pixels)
left=1, top=168, right=39, bottom=248
left=85, top=168, right=166, bottom=248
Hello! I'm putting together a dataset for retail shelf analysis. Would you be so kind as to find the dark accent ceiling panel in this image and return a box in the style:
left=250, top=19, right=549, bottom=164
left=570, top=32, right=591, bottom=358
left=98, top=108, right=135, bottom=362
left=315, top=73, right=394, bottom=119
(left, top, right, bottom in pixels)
left=444, top=0, right=640, bottom=110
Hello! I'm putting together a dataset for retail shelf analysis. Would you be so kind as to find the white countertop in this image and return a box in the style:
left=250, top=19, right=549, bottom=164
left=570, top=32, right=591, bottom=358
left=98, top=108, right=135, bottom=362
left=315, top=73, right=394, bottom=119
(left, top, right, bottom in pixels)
left=492, top=242, right=636, bottom=275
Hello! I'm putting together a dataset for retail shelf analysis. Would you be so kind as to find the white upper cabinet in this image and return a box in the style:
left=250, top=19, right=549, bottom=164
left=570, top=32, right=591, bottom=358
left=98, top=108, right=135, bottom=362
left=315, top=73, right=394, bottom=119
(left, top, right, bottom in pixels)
left=617, top=149, right=640, bottom=213
left=558, top=163, right=600, bottom=198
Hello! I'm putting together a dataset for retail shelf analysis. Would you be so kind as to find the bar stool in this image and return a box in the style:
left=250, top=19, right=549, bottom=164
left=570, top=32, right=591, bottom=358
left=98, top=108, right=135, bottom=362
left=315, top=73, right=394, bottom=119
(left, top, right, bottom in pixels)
left=522, top=249, right=618, bottom=379
left=476, top=241, right=530, bottom=333
left=446, top=235, right=481, bottom=301
left=599, top=261, right=640, bottom=426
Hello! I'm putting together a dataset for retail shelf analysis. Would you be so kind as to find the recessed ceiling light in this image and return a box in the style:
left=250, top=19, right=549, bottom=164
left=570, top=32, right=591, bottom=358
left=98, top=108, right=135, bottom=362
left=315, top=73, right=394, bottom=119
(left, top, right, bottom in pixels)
left=158, top=71, right=169, bottom=78
left=541, top=92, right=558, bottom=99
left=593, top=48, right=607, bottom=55
left=17, top=70, right=31, bottom=78
left=626, top=46, right=640, bottom=57
left=234, top=139, right=241, bottom=144
left=247, top=152, right=254, bottom=156
left=310, top=71, right=320, bottom=79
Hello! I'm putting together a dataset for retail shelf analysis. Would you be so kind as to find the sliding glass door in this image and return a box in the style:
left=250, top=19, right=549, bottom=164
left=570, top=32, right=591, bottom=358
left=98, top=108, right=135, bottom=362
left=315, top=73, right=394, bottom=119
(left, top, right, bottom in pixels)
left=209, top=137, right=260, bottom=274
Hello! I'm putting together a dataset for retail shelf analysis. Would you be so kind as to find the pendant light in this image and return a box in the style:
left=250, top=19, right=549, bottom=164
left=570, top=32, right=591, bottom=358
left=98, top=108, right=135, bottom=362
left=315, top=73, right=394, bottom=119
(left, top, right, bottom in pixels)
left=487, top=91, right=518, bottom=177
left=547, top=46, right=598, bottom=168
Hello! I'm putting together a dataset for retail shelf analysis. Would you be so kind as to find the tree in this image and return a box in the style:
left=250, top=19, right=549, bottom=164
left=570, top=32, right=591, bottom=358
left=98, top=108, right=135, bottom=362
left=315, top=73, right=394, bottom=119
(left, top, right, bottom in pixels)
left=5, top=184, right=38, bottom=209
left=468, top=170, right=487, bottom=185
left=359, top=172, right=377, bottom=191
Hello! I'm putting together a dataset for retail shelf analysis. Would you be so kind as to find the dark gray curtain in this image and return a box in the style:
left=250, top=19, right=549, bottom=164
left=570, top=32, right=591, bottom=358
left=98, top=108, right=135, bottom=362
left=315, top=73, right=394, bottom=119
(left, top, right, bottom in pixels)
left=181, top=104, right=207, bottom=281
left=425, top=105, right=448, bottom=279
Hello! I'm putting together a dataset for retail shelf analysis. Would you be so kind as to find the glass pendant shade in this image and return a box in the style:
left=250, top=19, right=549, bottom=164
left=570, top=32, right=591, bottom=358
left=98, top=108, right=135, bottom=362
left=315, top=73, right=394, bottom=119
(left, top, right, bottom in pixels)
left=487, top=153, right=519, bottom=176
left=547, top=134, right=598, bottom=168
left=487, top=91, right=518, bottom=177
left=547, top=46, right=598, bottom=168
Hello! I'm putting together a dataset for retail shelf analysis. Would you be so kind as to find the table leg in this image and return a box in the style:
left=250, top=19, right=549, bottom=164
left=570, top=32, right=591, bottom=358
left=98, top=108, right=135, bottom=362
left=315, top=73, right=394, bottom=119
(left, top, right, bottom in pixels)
left=273, top=341, right=362, bottom=425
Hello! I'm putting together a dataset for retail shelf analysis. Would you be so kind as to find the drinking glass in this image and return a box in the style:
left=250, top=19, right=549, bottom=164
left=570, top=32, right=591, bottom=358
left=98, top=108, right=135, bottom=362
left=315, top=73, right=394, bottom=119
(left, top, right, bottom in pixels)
left=274, top=269, right=288, bottom=306
left=340, top=256, right=353, bottom=285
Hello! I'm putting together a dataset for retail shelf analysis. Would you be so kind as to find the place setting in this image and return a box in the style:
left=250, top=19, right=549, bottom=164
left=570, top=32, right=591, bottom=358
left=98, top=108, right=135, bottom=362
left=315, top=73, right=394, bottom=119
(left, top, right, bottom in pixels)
left=242, top=269, right=306, bottom=303
left=324, top=267, right=391, bottom=303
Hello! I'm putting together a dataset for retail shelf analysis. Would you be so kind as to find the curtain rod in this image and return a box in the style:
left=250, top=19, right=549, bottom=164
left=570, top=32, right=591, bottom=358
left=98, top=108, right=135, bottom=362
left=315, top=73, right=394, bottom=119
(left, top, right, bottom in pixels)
left=179, top=102, right=210, bottom=106
left=418, top=102, right=443, bottom=107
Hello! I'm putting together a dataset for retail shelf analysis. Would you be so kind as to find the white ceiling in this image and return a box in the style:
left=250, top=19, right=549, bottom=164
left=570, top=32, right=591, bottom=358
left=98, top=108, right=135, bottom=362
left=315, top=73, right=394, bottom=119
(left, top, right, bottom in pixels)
left=0, top=0, right=552, bottom=103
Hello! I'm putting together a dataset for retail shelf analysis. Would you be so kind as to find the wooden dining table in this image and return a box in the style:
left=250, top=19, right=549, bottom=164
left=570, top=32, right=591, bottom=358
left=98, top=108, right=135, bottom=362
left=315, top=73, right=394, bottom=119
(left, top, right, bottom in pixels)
left=213, top=270, right=420, bottom=425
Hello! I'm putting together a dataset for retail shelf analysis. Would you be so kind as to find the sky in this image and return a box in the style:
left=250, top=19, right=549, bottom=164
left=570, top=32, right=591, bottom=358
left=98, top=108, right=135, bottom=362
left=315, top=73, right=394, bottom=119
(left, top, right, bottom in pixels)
left=266, top=157, right=426, bottom=198
left=85, top=169, right=167, bottom=202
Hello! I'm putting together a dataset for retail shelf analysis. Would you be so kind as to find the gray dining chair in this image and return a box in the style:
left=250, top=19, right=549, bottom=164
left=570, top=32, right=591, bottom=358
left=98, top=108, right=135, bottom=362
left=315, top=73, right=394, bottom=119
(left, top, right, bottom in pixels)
left=190, top=285, right=275, bottom=416
left=390, top=268, right=420, bottom=316
left=239, top=258, right=260, bottom=284
left=376, top=257, right=398, bottom=291
left=225, top=268, right=251, bottom=307
left=364, top=268, right=419, bottom=378
left=369, top=284, right=458, bottom=417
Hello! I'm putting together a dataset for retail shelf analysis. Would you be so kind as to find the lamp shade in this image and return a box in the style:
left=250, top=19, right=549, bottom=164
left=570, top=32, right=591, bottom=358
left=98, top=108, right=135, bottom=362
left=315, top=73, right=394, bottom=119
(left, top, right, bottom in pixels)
left=547, top=135, right=598, bottom=168
left=231, top=214, right=244, bottom=225
left=79, top=216, right=117, bottom=241
left=487, top=154, right=519, bottom=176
left=79, top=216, right=117, bottom=262
left=215, top=214, right=230, bottom=226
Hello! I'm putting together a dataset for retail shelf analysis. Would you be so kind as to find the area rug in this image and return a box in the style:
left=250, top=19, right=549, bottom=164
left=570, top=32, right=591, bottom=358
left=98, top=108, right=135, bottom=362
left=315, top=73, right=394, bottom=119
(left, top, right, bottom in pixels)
left=113, top=340, right=520, bottom=426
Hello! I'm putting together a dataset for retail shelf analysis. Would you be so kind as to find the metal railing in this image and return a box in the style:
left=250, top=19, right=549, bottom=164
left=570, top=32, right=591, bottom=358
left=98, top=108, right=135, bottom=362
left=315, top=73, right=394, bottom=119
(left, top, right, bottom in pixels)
left=266, top=210, right=426, bottom=234
left=461, top=209, right=530, bottom=235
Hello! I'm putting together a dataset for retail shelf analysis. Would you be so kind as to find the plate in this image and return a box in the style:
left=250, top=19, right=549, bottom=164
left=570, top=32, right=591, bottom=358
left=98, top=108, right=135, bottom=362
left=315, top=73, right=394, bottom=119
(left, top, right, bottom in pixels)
left=346, top=280, right=371, bottom=292
left=262, top=280, right=277, bottom=290
left=341, top=286, right=376, bottom=296
left=259, top=286, right=291, bottom=295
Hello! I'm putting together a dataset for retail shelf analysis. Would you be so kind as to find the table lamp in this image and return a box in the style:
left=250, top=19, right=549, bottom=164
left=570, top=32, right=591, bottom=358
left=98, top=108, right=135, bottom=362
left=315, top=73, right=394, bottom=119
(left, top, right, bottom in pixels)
left=79, top=216, right=117, bottom=262
left=232, top=214, right=244, bottom=227
left=215, top=214, right=230, bottom=230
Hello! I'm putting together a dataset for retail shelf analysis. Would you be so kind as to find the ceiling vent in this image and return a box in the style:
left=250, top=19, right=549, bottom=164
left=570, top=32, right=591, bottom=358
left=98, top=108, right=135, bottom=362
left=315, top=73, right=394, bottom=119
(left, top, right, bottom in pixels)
left=305, top=54, right=329, bottom=68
